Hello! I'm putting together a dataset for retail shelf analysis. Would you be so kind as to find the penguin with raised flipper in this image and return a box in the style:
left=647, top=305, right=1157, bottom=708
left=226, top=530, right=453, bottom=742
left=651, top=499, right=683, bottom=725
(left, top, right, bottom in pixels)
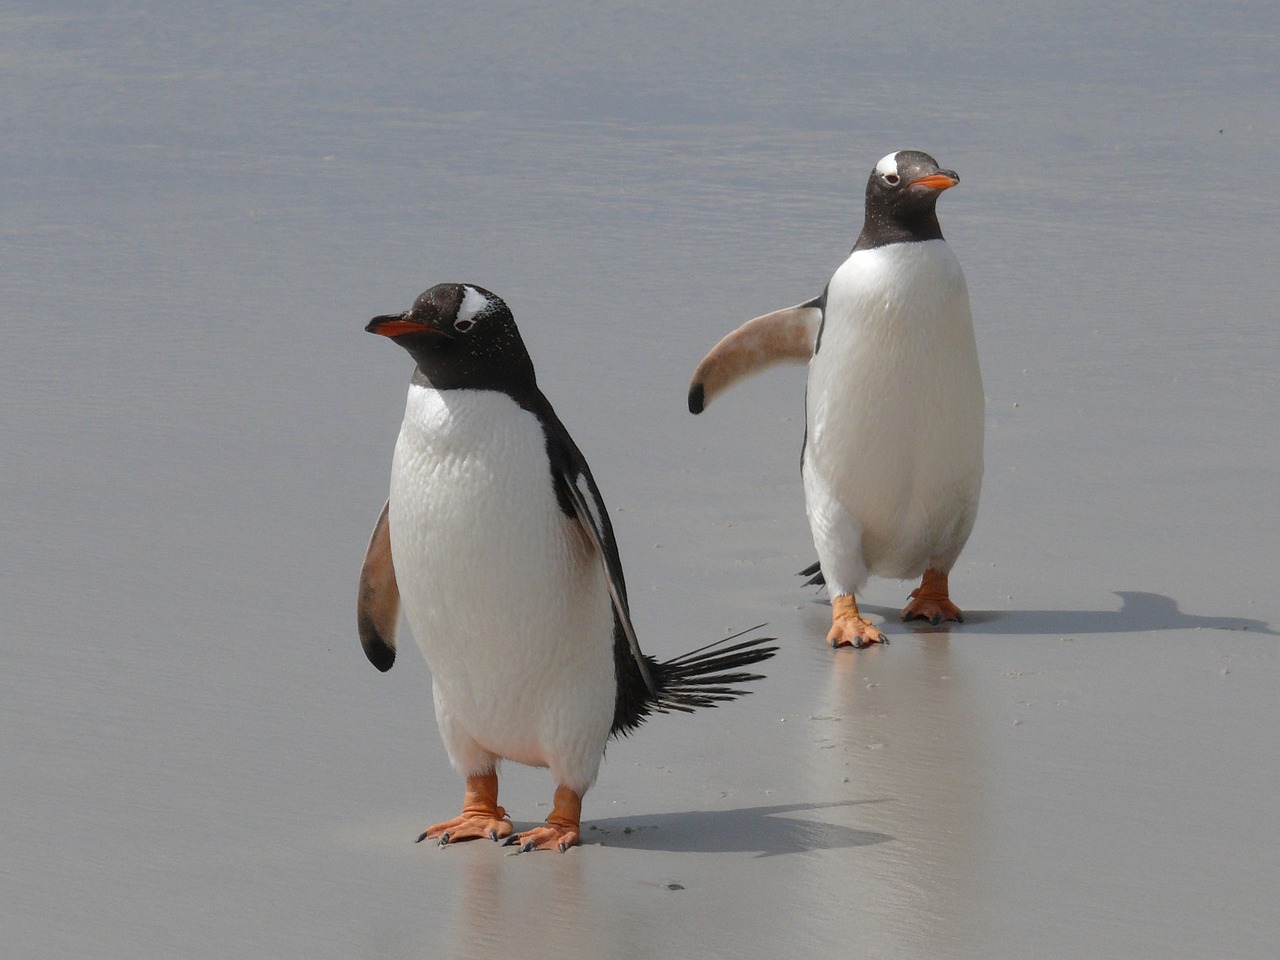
left=689, top=150, right=984, bottom=649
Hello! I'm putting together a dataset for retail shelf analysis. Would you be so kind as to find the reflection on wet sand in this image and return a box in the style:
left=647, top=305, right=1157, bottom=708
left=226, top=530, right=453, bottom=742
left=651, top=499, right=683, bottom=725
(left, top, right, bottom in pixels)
left=447, top=848, right=593, bottom=960
left=790, top=619, right=991, bottom=952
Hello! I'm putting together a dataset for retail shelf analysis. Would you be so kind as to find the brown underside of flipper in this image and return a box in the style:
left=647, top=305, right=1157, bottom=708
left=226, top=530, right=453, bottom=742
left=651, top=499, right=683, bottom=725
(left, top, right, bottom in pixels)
left=688, top=303, right=822, bottom=413
left=902, top=568, right=963, bottom=625
left=357, top=499, right=399, bottom=671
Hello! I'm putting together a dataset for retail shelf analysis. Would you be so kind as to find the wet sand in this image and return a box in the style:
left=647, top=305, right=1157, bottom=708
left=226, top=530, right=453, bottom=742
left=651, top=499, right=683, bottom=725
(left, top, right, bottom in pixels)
left=3, top=3, right=1278, bottom=958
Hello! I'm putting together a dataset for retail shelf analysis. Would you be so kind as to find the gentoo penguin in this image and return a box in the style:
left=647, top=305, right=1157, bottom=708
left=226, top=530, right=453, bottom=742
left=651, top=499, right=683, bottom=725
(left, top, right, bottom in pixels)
left=359, top=283, right=777, bottom=852
left=688, top=150, right=984, bottom=649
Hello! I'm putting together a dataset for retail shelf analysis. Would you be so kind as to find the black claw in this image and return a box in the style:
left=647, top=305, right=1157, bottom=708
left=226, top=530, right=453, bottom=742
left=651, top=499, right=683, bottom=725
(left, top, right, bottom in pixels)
left=502, top=834, right=521, bottom=847
left=521, top=839, right=536, bottom=853
left=438, top=833, right=451, bottom=847
left=852, top=637, right=865, bottom=649
left=488, top=829, right=500, bottom=841
left=558, top=841, right=569, bottom=853
left=930, top=613, right=942, bottom=626
left=882, top=634, right=890, bottom=646
left=415, top=831, right=429, bottom=843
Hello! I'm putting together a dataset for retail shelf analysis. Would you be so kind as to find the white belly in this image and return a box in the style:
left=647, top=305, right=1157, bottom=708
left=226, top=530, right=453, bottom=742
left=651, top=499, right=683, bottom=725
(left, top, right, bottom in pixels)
left=388, top=386, right=616, bottom=787
left=804, top=240, right=984, bottom=581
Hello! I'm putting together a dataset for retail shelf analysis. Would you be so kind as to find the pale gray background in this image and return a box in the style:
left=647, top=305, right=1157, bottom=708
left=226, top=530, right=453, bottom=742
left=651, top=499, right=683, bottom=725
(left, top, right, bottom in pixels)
left=3, top=2, right=1277, bottom=958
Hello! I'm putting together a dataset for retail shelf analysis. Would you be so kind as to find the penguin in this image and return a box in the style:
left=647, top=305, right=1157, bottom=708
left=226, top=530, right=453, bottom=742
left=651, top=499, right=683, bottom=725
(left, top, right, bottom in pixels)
left=358, top=283, right=777, bottom=852
left=688, top=150, right=984, bottom=649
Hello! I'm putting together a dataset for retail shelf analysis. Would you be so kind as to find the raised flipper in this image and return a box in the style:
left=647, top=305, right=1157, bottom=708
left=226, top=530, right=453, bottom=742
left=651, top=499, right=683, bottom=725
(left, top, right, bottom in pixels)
left=357, top=499, right=399, bottom=672
left=688, top=298, right=823, bottom=414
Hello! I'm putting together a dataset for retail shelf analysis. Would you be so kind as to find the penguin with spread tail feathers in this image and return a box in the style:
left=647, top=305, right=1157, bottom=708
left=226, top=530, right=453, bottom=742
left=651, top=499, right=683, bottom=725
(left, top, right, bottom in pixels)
left=359, top=283, right=777, bottom=852
left=689, top=150, right=984, bottom=649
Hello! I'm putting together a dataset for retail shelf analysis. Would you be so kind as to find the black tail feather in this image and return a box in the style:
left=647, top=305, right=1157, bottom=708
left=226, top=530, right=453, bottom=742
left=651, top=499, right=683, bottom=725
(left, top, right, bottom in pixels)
left=798, top=560, right=825, bottom=586
left=611, top=625, right=778, bottom=737
left=652, top=626, right=777, bottom=714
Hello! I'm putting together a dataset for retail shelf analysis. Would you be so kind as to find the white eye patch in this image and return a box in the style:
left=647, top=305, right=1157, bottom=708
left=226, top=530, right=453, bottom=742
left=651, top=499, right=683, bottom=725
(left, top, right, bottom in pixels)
left=875, top=152, right=899, bottom=180
left=870, top=152, right=901, bottom=185
left=455, top=286, right=490, bottom=331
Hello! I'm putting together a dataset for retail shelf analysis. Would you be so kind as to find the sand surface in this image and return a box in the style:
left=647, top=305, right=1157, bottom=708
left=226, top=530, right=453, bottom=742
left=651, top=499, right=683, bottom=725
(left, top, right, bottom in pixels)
left=3, top=3, right=1278, bottom=957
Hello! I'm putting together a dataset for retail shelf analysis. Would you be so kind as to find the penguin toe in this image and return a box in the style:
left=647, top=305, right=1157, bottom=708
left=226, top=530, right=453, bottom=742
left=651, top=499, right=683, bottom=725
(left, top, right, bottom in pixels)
left=420, top=811, right=513, bottom=846
left=901, top=595, right=964, bottom=624
left=511, top=823, right=580, bottom=853
left=506, top=785, right=582, bottom=852
left=827, top=616, right=888, bottom=649
left=902, top=570, right=964, bottom=624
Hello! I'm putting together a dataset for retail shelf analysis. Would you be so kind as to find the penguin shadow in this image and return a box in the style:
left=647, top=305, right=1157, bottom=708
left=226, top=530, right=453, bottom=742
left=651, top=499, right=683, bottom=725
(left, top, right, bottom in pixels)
left=862, top=590, right=1276, bottom=637
left=581, top=799, right=893, bottom=857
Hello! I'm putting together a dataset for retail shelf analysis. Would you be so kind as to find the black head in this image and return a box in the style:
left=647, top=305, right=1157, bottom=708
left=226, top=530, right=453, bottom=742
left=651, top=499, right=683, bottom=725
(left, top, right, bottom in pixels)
left=366, top=283, right=536, bottom=393
left=853, top=150, right=959, bottom=252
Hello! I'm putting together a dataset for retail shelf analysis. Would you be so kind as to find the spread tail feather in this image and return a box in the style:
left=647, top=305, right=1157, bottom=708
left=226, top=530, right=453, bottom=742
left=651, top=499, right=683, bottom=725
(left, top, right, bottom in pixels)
left=653, top=628, right=778, bottom=712
left=611, top=625, right=778, bottom=737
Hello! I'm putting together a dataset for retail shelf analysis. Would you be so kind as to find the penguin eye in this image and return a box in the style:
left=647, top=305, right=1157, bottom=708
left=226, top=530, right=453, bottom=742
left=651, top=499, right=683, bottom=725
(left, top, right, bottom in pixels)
left=883, top=172, right=900, bottom=186
left=454, top=317, right=476, bottom=333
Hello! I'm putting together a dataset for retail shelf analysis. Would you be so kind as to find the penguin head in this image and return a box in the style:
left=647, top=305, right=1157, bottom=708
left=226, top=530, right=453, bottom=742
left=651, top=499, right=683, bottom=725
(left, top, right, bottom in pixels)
left=855, top=150, right=959, bottom=250
left=366, top=283, right=536, bottom=392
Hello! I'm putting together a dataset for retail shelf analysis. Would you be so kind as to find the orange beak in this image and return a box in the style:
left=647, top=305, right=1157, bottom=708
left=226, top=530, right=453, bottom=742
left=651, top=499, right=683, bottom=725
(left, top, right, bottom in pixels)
left=910, top=173, right=959, bottom=191
left=366, top=316, right=439, bottom=337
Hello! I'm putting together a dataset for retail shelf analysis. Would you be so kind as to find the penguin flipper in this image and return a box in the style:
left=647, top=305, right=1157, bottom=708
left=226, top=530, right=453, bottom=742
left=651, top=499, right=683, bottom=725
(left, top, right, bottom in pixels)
left=688, top=298, right=823, bottom=414
left=532, top=394, right=661, bottom=702
left=357, top=499, right=399, bottom=672
left=554, top=453, right=659, bottom=701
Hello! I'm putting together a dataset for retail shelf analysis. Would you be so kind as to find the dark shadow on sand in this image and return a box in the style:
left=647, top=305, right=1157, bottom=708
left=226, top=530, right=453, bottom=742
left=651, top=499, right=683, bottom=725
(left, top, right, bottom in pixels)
left=581, top=799, right=894, bottom=857
left=859, top=590, right=1275, bottom=637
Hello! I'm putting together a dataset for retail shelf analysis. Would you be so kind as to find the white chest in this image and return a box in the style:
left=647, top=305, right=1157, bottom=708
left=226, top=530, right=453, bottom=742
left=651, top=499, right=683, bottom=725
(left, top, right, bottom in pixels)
left=814, top=241, right=971, bottom=381
left=386, top=385, right=616, bottom=765
left=387, top=387, right=590, bottom=636
left=803, top=241, right=985, bottom=573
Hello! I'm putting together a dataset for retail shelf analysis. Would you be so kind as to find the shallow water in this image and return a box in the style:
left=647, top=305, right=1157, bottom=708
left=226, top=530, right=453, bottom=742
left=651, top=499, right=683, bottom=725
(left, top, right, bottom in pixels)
left=4, top=3, right=1278, bottom=957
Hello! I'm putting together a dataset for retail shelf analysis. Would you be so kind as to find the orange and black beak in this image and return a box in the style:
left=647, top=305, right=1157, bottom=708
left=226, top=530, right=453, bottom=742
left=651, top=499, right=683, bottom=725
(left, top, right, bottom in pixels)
left=366, top=314, right=446, bottom=338
left=909, top=170, right=959, bottom=191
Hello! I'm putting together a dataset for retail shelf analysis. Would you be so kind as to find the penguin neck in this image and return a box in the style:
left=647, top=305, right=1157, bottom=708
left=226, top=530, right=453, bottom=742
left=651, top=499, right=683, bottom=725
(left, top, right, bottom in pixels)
left=410, top=360, right=538, bottom=399
left=852, top=207, right=944, bottom=252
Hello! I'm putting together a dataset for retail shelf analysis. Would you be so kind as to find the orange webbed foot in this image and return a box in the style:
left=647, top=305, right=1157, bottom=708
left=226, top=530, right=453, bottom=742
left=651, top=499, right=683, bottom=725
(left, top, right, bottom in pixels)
left=503, top=785, right=581, bottom=853
left=419, top=771, right=513, bottom=846
left=828, top=594, right=888, bottom=648
left=506, top=822, right=580, bottom=853
left=901, top=569, right=963, bottom=625
left=420, top=810, right=512, bottom=845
